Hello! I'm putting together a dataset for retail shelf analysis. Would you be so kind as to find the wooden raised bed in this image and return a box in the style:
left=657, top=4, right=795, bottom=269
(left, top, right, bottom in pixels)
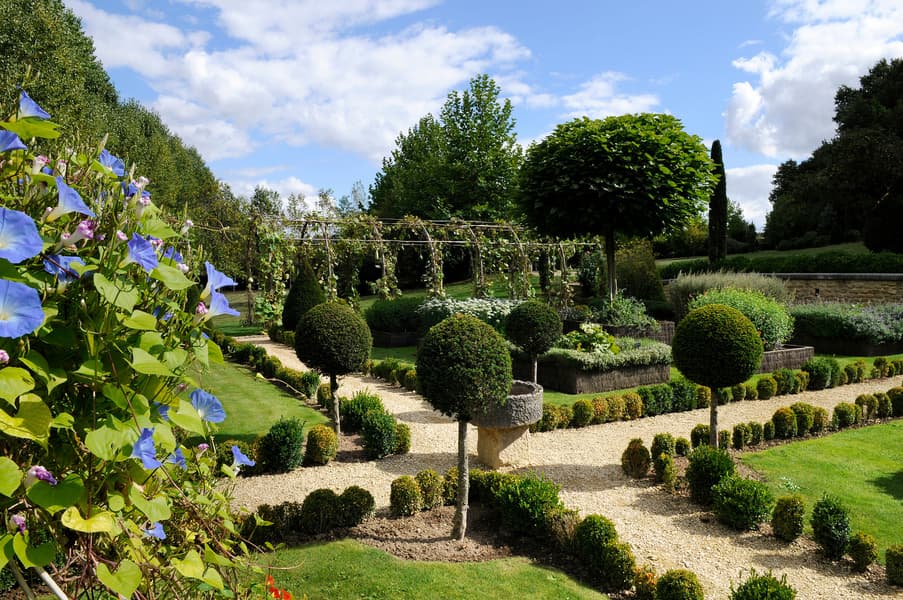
left=757, top=344, right=815, bottom=373
left=789, top=334, right=903, bottom=357
left=513, top=358, right=670, bottom=394
left=563, top=320, right=674, bottom=344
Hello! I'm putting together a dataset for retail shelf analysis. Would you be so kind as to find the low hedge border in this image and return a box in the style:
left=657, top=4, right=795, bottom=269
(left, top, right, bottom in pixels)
left=659, top=251, right=903, bottom=279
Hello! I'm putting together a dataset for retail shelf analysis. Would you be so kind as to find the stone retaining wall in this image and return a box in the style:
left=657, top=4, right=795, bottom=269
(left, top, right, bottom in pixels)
left=776, top=273, right=903, bottom=303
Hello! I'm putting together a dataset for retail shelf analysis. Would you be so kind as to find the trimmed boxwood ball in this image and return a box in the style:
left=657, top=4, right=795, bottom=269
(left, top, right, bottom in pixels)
left=505, top=299, right=562, bottom=357
left=415, top=469, right=445, bottom=510
left=395, top=422, right=411, bottom=454
left=811, top=494, right=852, bottom=560
left=299, top=488, right=339, bottom=534
left=390, top=475, right=421, bottom=516
left=849, top=531, right=878, bottom=572
left=772, top=494, right=806, bottom=542
left=574, top=514, right=618, bottom=551
left=282, top=255, right=325, bottom=332
left=571, top=399, right=594, bottom=427
left=757, top=376, right=777, bottom=400
left=771, top=407, right=797, bottom=439
left=337, top=485, right=375, bottom=527
left=887, top=545, right=903, bottom=586
left=729, top=569, right=797, bottom=600
left=686, top=445, right=735, bottom=505
left=655, top=569, right=704, bottom=600
left=296, top=302, right=372, bottom=379
left=257, top=417, right=306, bottom=473
left=712, top=475, right=775, bottom=531
left=621, top=438, right=652, bottom=478
left=303, top=424, right=338, bottom=466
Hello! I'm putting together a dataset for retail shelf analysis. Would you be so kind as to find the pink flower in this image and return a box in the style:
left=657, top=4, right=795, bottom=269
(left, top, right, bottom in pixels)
left=196, top=302, right=208, bottom=316
left=9, top=514, right=25, bottom=534
left=116, top=230, right=128, bottom=242
left=25, top=465, right=57, bottom=487
left=0, top=350, right=9, bottom=364
left=197, top=443, right=209, bottom=455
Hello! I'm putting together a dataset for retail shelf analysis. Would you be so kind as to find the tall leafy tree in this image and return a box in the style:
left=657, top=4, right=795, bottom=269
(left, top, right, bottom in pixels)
left=708, top=140, right=727, bottom=263
left=518, top=114, right=715, bottom=299
left=370, top=74, right=522, bottom=220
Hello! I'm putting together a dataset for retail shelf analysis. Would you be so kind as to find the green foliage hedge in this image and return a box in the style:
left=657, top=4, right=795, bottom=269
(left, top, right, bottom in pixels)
left=712, top=476, right=775, bottom=531
left=729, top=570, right=797, bottom=600
left=790, top=303, right=903, bottom=344
left=524, top=338, right=671, bottom=372
left=887, top=545, right=903, bottom=586
left=686, top=445, right=735, bottom=505
left=667, top=271, right=790, bottom=321
left=364, top=296, right=423, bottom=333
left=257, top=417, right=306, bottom=473
left=660, top=250, right=903, bottom=279
left=772, top=495, right=806, bottom=542
left=688, top=288, right=793, bottom=350
left=303, top=424, right=338, bottom=466
left=811, top=494, right=852, bottom=560
left=282, top=256, right=325, bottom=332
left=390, top=476, right=421, bottom=516
left=655, top=569, right=704, bottom=600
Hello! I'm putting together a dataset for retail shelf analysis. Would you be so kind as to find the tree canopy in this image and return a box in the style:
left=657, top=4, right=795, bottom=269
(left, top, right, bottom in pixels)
left=370, top=74, right=523, bottom=221
left=519, top=114, right=715, bottom=296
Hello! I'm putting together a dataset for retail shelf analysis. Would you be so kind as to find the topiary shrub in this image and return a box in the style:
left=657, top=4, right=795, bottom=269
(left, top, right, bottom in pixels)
left=340, top=389, right=385, bottom=433
left=621, top=438, right=652, bottom=478
left=282, top=255, right=325, bottom=332
left=874, top=356, right=890, bottom=377
left=795, top=371, right=809, bottom=392
left=788, top=402, right=814, bottom=435
left=729, top=569, right=797, bottom=600
left=675, top=437, right=691, bottom=457
left=732, top=423, right=751, bottom=450
left=849, top=531, right=878, bottom=572
left=390, top=476, right=422, bottom=517
left=747, top=421, right=764, bottom=446
left=443, top=467, right=459, bottom=506
left=316, top=382, right=333, bottom=410
left=634, top=565, right=658, bottom=600
left=415, top=469, right=445, bottom=511
left=757, top=376, right=777, bottom=400
left=763, top=420, right=775, bottom=440
left=295, top=302, right=372, bottom=435
left=495, top=471, right=563, bottom=538
left=772, top=407, right=797, bottom=439
left=303, top=424, right=338, bottom=466
left=505, top=300, right=562, bottom=383
left=772, top=494, right=806, bottom=542
left=844, top=363, right=859, bottom=385
left=696, top=385, right=711, bottom=409
left=571, top=399, right=594, bottom=427
left=655, top=453, right=676, bottom=490
left=876, top=392, right=892, bottom=419
left=573, top=515, right=635, bottom=592
left=573, top=514, right=618, bottom=550
left=744, top=382, right=758, bottom=400
left=731, top=383, right=747, bottom=402
left=395, top=422, right=411, bottom=454
left=651, top=433, right=676, bottom=464
left=249, top=502, right=302, bottom=544
left=690, top=424, right=710, bottom=448
left=623, top=392, right=645, bottom=420
left=403, top=368, right=418, bottom=391
left=592, top=396, right=610, bottom=424
left=718, top=429, right=731, bottom=449
left=714, top=387, right=733, bottom=405
left=688, top=287, right=793, bottom=351
left=364, top=296, right=423, bottom=333
left=670, top=378, right=698, bottom=412
left=810, top=407, right=829, bottom=433
left=712, top=476, right=775, bottom=531
left=299, top=488, right=339, bottom=534
left=654, top=569, right=704, bottom=600
left=337, top=485, right=375, bottom=527
left=361, top=409, right=398, bottom=459
left=686, top=445, right=735, bottom=505
left=771, top=369, right=795, bottom=396
left=855, top=393, right=878, bottom=421
left=887, top=545, right=903, bottom=586
left=607, top=396, right=627, bottom=421
left=889, top=387, right=903, bottom=417
left=257, top=417, right=306, bottom=473
left=546, top=506, right=581, bottom=554
left=297, top=370, right=321, bottom=399
left=832, top=402, right=857, bottom=429
left=811, top=494, right=852, bottom=560
left=555, top=405, right=573, bottom=428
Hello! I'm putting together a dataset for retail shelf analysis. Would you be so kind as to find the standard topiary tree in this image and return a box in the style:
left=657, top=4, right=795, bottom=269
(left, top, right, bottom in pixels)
left=505, top=300, right=562, bottom=383
left=672, top=304, right=763, bottom=447
left=416, top=313, right=512, bottom=539
left=282, top=254, right=325, bottom=332
left=295, top=302, right=372, bottom=435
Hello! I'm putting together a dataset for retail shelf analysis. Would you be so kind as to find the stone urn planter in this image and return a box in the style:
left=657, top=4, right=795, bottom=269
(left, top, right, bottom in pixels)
left=470, top=380, right=543, bottom=469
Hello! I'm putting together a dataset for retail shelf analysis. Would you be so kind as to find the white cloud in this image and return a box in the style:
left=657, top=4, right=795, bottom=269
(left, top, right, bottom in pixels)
left=726, top=164, right=779, bottom=228
left=560, top=72, right=660, bottom=118
left=726, top=0, right=903, bottom=158
left=230, top=176, right=319, bottom=207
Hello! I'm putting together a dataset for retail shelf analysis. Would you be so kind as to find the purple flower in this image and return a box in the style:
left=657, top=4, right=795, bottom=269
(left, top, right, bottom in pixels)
left=162, top=246, right=183, bottom=262
left=98, top=149, right=125, bottom=177
left=201, top=262, right=237, bottom=301
left=190, top=389, right=226, bottom=423
left=153, top=401, right=170, bottom=421
left=46, top=177, right=95, bottom=221
left=9, top=514, right=26, bottom=534
left=0, top=131, right=26, bottom=153
left=131, top=428, right=162, bottom=470
left=125, top=234, right=158, bottom=273
left=18, top=91, right=51, bottom=120
left=0, top=279, right=44, bottom=339
left=196, top=291, right=240, bottom=324
left=142, top=522, right=166, bottom=540
left=0, top=207, right=42, bottom=264
left=61, top=219, right=96, bottom=246
left=231, top=445, right=255, bottom=468
left=0, top=350, right=8, bottom=364
left=43, top=255, right=85, bottom=284
left=25, top=465, right=57, bottom=487
left=166, top=447, right=186, bottom=470
left=197, top=443, right=209, bottom=455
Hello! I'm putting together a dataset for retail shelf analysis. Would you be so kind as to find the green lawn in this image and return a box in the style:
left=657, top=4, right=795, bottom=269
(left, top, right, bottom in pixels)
left=260, top=539, right=605, bottom=600
left=195, top=361, right=328, bottom=443
left=742, top=420, right=903, bottom=561
left=371, top=345, right=418, bottom=363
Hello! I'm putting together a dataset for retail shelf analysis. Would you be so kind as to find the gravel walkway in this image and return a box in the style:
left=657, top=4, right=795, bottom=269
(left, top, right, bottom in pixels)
left=230, top=335, right=898, bottom=599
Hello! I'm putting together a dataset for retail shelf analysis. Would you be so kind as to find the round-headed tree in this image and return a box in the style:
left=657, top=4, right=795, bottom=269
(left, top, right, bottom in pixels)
left=282, top=254, right=326, bottom=332
left=672, top=304, right=763, bottom=447
left=295, top=302, right=372, bottom=435
left=417, top=314, right=512, bottom=539
left=518, top=114, right=715, bottom=300
left=505, top=300, right=562, bottom=383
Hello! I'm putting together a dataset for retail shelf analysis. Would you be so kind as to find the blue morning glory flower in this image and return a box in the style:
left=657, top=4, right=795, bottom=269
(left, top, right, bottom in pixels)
left=98, top=149, right=125, bottom=177
left=153, top=401, right=170, bottom=421
left=0, top=279, right=44, bottom=339
left=18, top=91, right=51, bottom=120
left=126, top=234, right=159, bottom=273
left=46, top=177, right=95, bottom=221
left=162, top=246, right=183, bottom=262
left=0, top=207, right=42, bottom=264
left=142, top=522, right=166, bottom=540
left=190, top=389, right=226, bottom=423
left=231, top=445, right=255, bottom=467
left=122, top=180, right=139, bottom=198
left=131, top=428, right=162, bottom=469
left=166, top=447, right=186, bottom=470
left=201, top=262, right=237, bottom=301
left=0, top=131, right=26, bottom=153
left=43, top=255, right=85, bottom=284
left=209, top=291, right=240, bottom=320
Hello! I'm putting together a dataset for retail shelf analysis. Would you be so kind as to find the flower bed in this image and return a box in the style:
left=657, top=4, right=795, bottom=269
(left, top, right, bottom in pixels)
left=789, top=302, right=903, bottom=356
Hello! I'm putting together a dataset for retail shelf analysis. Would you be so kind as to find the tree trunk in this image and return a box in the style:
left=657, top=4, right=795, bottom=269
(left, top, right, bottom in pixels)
left=452, top=420, right=469, bottom=540
left=330, top=373, right=341, bottom=436
left=709, top=394, right=719, bottom=448
left=531, top=356, right=538, bottom=384
left=605, top=231, right=617, bottom=301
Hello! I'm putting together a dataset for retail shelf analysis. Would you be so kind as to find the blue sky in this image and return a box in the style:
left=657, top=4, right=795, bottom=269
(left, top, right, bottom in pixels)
left=66, top=0, right=903, bottom=227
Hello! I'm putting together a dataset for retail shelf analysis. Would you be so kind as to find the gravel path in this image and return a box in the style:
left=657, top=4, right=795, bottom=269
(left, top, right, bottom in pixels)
left=231, top=335, right=898, bottom=599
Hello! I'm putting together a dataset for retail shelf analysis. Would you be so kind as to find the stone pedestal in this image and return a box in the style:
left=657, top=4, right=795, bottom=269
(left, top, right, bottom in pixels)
left=471, top=380, right=543, bottom=469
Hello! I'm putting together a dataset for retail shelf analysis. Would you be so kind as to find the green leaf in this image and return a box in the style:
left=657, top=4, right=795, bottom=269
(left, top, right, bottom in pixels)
left=151, top=264, right=194, bottom=291
left=142, top=217, right=177, bottom=240
left=0, top=367, right=35, bottom=402
left=0, top=395, right=52, bottom=447
left=129, top=485, right=171, bottom=522
left=108, top=492, right=126, bottom=512
left=19, top=351, right=67, bottom=394
left=0, top=458, right=22, bottom=497
left=122, top=310, right=159, bottom=331
left=163, top=348, right=189, bottom=372
left=207, top=338, right=224, bottom=365
left=202, top=567, right=224, bottom=590
left=61, top=506, right=114, bottom=533
left=102, top=384, right=129, bottom=410
left=94, top=273, right=139, bottom=312
left=12, top=534, right=57, bottom=568
left=167, top=402, right=204, bottom=436
left=0, top=118, right=60, bottom=140
left=131, top=348, right=175, bottom=377
left=204, top=545, right=234, bottom=568
left=138, top=331, right=166, bottom=353
left=27, top=474, right=84, bottom=514
left=52, top=412, right=74, bottom=430
left=85, top=425, right=127, bottom=461
left=72, top=359, right=110, bottom=381
left=172, top=549, right=205, bottom=579
left=0, top=534, right=12, bottom=570
left=97, top=559, right=141, bottom=599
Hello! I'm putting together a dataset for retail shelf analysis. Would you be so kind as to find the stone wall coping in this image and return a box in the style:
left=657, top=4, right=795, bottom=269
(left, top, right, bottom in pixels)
left=766, top=273, right=903, bottom=281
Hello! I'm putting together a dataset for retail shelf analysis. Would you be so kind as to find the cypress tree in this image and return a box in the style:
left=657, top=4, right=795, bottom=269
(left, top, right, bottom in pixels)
left=282, top=255, right=325, bottom=332
left=708, top=140, right=728, bottom=263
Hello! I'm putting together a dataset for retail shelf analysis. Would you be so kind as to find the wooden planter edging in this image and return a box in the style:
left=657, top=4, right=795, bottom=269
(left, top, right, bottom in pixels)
left=513, top=358, right=670, bottom=394
left=789, top=334, right=903, bottom=357
left=370, top=330, right=419, bottom=348
left=757, top=345, right=815, bottom=373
